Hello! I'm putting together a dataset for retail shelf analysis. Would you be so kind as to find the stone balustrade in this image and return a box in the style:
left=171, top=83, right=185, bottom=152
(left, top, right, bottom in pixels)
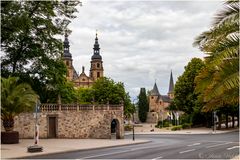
left=40, top=103, right=123, bottom=112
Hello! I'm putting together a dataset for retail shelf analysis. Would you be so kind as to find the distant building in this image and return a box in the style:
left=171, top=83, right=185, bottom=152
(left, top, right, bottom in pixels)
left=147, top=71, right=174, bottom=123
left=62, top=32, right=104, bottom=88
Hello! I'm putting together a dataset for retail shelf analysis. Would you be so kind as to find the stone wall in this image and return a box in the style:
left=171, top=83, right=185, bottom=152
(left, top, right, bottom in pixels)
left=2, top=104, right=124, bottom=139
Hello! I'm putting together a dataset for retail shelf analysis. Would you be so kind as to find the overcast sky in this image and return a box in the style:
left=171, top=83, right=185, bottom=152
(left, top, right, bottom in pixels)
left=67, top=0, right=223, bottom=100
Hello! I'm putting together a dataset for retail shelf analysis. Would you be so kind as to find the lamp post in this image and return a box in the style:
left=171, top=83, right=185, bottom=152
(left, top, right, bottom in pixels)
left=132, top=99, right=137, bottom=141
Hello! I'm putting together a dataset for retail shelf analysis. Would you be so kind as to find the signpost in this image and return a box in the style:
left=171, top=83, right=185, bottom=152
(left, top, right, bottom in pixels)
left=28, top=101, right=43, bottom=152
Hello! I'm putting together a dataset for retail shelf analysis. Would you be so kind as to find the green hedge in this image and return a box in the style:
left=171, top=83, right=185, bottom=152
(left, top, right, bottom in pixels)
left=124, top=125, right=132, bottom=131
left=182, top=123, right=192, bottom=129
left=171, top=125, right=182, bottom=131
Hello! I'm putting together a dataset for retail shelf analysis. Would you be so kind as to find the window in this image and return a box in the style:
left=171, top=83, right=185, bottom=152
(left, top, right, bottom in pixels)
left=82, top=78, right=85, bottom=81
left=97, top=63, right=100, bottom=68
left=97, top=72, right=100, bottom=78
left=151, top=96, right=154, bottom=99
left=66, top=61, right=69, bottom=66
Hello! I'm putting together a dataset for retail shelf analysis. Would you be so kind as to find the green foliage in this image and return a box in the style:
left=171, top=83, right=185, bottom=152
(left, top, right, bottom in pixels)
left=174, top=58, right=205, bottom=114
left=75, top=87, right=94, bottom=104
left=193, top=1, right=239, bottom=111
left=155, top=120, right=170, bottom=128
left=182, top=123, right=192, bottom=129
left=1, top=77, right=39, bottom=121
left=92, top=77, right=135, bottom=117
left=124, top=125, right=133, bottom=131
left=137, top=88, right=149, bottom=122
left=1, top=1, right=80, bottom=103
left=171, top=125, right=182, bottom=131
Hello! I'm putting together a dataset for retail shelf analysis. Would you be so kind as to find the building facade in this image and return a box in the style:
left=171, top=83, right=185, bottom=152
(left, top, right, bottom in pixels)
left=63, top=33, right=104, bottom=88
left=147, top=71, right=174, bottom=123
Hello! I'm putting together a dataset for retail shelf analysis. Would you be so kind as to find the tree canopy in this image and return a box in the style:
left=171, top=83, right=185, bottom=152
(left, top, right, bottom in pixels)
left=1, top=1, right=80, bottom=103
left=174, top=58, right=205, bottom=114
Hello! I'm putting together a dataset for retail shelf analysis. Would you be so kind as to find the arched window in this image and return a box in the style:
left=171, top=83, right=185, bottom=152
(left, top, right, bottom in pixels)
left=97, top=63, right=100, bottom=68
left=97, top=72, right=100, bottom=78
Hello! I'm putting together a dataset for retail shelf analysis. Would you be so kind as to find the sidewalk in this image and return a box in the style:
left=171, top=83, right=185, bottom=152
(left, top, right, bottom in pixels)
left=128, top=123, right=239, bottom=135
left=1, top=139, right=150, bottom=159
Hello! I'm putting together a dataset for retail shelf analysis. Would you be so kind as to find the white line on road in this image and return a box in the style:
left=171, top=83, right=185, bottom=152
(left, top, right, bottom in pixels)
left=179, top=149, right=196, bottom=154
left=206, top=142, right=232, bottom=148
left=80, top=150, right=133, bottom=159
left=187, top=143, right=201, bottom=146
left=152, top=156, right=163, bottom=160
left=227, top=146, right=240, bottom=150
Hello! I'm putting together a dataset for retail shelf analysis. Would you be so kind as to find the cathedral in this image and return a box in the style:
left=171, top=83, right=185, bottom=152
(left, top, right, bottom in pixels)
left=147, top=71, right=174, bottom=122
left=62, top=32, right=104, bottom=88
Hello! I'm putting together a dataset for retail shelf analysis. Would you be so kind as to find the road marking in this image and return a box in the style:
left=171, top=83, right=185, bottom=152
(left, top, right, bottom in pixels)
left=227, top=146, right=240, bottom=150
left=187, top=143, right=201, bottom=146
left=152, top=156, right=163, bottom=160
left=179, top=149, right=196, bottom=154
left=206, top=142, right=232, bottom=148
left=80, top=150, right=132, bottom=159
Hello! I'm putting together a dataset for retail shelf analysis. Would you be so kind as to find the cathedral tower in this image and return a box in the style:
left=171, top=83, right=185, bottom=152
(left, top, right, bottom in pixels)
left=90, top=32, right=104, bottom=81
left=63, top=34, right=74, bottom=81
left=168, top=70, right=174, bottom=99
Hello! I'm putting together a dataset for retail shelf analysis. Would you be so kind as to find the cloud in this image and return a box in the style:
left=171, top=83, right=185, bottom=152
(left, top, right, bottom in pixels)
left=68, top=0, right=223, bottom=99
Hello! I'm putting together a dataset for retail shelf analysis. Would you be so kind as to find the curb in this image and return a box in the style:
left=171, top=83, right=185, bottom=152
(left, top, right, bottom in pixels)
left=13, top=140, right=151, bottom=159
left=125, top=129, right=239, bottom=135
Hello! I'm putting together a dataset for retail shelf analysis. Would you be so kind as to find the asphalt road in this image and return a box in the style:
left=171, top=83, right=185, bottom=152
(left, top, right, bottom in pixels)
left=25, top=131, right=239, bottom=159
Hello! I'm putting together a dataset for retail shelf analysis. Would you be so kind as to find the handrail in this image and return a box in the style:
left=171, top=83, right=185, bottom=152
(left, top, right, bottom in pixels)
left=40, top=103, right=123, bottom=112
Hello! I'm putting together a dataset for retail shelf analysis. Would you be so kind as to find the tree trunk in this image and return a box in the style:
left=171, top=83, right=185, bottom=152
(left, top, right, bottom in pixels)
left=217, top=113, right=222, bottom=130
left=232, top=114, right=235, bottom=128
left=225, top=112, right=228, bottom=129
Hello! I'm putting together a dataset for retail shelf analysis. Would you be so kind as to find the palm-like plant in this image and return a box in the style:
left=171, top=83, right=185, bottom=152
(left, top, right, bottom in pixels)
left=193, top=1, right=239, bottom=112
left=1, top=77, right=38, bottom=132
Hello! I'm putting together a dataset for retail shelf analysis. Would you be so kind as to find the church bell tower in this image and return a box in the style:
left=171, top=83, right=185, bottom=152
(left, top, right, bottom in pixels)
left=90, top=32, right=104, bottom=81
left=63, top=34, right=74, bottom=81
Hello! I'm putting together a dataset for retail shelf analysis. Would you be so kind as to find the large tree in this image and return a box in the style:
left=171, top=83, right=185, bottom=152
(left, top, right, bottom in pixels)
left=1, top=1, right=80, bottom=103
left=138, top=88, right=149, bottom=122
left=193, top=1, right=239, bottom=112
left=92, top=77, right=135, bottom=116
left=174, top=58, right=205, bottom=114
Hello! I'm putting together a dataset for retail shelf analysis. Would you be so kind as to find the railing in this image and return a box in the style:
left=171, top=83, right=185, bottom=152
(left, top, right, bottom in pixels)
left=40, top=103, right=123, bottom=112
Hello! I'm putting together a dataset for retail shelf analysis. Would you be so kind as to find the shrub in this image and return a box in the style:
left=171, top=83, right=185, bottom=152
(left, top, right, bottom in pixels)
left=163, top=121, right=170, bottom=127
left=124, top=125, right=132, bottom=131
left=182, top=123, right=192, bottom=129
left=171, top=125, right=182, bottom=131
left=155, top=120, right=170, bottom=128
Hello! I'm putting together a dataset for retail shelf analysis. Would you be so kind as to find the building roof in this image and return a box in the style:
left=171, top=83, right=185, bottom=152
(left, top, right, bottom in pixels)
left=162, top=95, right=171, bottom=103
left=168, top=70, right=174, bottom=93
left=150, top=82, right=160, bottom=96
left=73, top=68, right=78, bottom=80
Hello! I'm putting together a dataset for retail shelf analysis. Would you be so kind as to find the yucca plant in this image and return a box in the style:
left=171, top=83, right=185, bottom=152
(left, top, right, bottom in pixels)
left=1, top=77, right=38, bottom=132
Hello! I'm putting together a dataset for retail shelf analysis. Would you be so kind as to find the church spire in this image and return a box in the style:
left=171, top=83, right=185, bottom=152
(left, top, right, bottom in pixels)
left=91, top=31, right=102, bottom=60
left=63, top=33, right=72, bottom=58
left=168, top=70, right=174, bottom=99
left=150, top=82, right=160, bottom=96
